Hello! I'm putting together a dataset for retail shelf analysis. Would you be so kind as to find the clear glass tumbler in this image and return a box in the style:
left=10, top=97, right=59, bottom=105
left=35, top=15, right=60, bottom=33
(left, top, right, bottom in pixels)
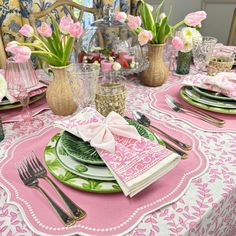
left=66, top=63, right=100, bottom=110
left=192, top=36, right=217, bottom=72
left=5, top=58, right=44, bottom=130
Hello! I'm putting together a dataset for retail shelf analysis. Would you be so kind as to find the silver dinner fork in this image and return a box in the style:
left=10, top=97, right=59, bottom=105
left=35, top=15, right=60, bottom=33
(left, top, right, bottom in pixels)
left=25, top=152, right=86, bottom=220
left=165, top=95, right=224, bottom=128
left=17, top=162, right=76, bottom=227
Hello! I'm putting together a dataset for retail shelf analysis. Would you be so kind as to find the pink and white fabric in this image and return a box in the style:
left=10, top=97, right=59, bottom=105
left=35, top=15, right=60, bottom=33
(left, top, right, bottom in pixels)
left=182, top=72, right=236, bottom=100
left=55, top=108, right=181, bottom=197
left=213, top=43, right=236, bottom=57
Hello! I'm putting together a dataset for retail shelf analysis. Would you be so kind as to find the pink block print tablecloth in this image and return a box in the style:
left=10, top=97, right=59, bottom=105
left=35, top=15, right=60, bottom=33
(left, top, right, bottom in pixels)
left=0, top=70, right=236, bottom=236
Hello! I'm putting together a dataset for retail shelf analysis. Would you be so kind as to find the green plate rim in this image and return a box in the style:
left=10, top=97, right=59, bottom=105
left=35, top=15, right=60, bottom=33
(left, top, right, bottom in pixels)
left=180, top=87, right=236, bottom=114
left=192, top=86, right=234, bottom=101
left=184, top=87, right=236, bottom=109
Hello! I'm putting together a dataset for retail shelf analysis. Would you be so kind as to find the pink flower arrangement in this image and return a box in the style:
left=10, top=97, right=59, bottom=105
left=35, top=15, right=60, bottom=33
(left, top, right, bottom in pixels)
left=6, top=16, right=84, bottom=66
left=115, top=0, right=207, bottom=45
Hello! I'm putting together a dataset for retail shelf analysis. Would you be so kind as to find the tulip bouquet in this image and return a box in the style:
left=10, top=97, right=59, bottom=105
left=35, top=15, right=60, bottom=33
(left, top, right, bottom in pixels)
left=115, top=0, right=207, bottom=46
left=6, top=16, right=84, bottom=67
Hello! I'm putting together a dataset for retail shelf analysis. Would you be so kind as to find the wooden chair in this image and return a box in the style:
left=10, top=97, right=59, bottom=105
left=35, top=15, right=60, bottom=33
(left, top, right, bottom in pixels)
left=227, top=8, right=236, bottom=46
left=0, top=28, right=7, bottom=69
left=29, top=0, right=101, bottom=33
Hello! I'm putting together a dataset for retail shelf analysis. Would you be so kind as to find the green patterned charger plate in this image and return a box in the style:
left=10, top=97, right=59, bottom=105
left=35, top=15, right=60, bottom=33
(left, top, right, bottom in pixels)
left=0, top=92, right=45, bottom=111
left=184, top=87, right=236, bottom=108
left=180, top=87, right=236, bottom=114
left=192, top=86, right=234, bottom=101
left=44, top=119, right=164, bottom=193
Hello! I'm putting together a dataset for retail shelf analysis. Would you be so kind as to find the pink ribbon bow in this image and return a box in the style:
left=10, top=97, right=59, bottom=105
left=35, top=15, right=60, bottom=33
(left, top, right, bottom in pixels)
left=77, top=111, right=141, bottom=153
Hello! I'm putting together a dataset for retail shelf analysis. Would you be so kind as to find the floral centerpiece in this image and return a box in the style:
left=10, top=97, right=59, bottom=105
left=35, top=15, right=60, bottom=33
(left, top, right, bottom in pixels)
left=115, top=0, right=207, bottom=86
left=172, top=27, right=202, bottom=74
left=5, top=16, right=84, bottom=116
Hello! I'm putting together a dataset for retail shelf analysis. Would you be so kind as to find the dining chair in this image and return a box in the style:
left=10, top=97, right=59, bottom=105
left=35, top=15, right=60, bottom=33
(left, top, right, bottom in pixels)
left=227, top=8, right=236, bottom=46
left=29, top=0, right=101, bottom=33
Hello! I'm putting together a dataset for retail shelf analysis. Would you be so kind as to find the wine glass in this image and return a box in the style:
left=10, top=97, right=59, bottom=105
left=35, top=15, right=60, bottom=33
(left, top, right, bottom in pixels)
left=5, top=58, right=44, bottom=130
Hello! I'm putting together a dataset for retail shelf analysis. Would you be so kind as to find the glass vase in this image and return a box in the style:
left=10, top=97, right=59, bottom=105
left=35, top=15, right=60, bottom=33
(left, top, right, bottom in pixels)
left=176, top=51, right=192, bottom=75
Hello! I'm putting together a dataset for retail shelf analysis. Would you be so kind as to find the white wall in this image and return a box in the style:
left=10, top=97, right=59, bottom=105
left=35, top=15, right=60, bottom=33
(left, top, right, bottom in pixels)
left=147, top=0, right=236, bottom=44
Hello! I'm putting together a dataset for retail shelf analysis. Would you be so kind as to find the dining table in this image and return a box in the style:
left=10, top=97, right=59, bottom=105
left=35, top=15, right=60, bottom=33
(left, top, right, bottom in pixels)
left=0, top=66, right=236, bottom=236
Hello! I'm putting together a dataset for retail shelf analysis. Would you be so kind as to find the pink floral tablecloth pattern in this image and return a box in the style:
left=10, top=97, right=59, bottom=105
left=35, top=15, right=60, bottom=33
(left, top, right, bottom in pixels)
left=0, top=71, right=236, bottom=236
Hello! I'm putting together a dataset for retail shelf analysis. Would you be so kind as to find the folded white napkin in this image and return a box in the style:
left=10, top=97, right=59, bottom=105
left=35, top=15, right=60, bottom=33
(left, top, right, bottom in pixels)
left=182, top=72, right=236, bottom=100
left=55, top=108, right=181, bottom=197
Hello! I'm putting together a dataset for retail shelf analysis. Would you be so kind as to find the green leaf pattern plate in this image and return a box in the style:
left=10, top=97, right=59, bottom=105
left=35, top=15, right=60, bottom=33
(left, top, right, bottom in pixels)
left=180, top=87, right=236, bottom=114
left=192, top=86, right=234, bottom=101
left=184, top=87, right=236, bottom=108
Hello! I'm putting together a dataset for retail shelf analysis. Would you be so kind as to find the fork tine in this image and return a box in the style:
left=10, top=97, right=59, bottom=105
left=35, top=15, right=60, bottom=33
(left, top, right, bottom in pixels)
left=16, top=165, right=25, bottom=183
left=29, top=153, right=40, bottom=171
left=32, top=152, right=44, bottom=169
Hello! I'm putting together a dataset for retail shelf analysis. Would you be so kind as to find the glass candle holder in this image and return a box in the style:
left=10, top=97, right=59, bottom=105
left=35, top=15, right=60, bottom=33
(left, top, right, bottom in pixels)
left=95, top=75, right=127, bottom=117
left=176, top=51, right=192, bottom=75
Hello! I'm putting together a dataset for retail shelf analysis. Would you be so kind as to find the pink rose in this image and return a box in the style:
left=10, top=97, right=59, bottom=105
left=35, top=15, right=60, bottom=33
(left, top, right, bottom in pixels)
left=114, top=12, right=127, bottom=23
left=184, top=11, right=207, bottom=27
left=5, top=41, right=19, bottom=54
left=171, top=36, right=184, bottom=50
left=127, top=15, right=142, bottom=30
left=69, top=22, right=84, bottom=38
left=59, top=16, right=74, bottom=34
left=138, top=30, right=153, bottom=46
left=37, top=23, right=52, bottom=37
left=13, top=46, right=31, bottom=63
left=19, top=24, right=34, bottom=37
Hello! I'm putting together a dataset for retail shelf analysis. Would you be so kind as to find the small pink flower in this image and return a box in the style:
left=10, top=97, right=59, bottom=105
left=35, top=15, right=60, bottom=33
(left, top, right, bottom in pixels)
left=5, top=41, right=19, bottom=54
left=19, top=24, right=34, bottom=37
left=59, top=16, right=74, bottom=34
left=138, top=30, right=153, bottom=46
left=184, top=11, right=207, bottom=27
left=114, top=12, right=127, bottom=23
left=171, top=36, right=184, bottom=50
left=13, top=46, right=31, bottom=63
left=127, top=15, right=142, bottom=30
left=69, top=22, right=84, bottom=38
left=37, top=23, right=52, bottom=37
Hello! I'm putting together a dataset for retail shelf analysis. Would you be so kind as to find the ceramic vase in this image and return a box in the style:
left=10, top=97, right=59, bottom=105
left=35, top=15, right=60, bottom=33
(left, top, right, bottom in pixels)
left=46, top=65, right=77, bottom=116
left=140, top=44, right=169, bottom=87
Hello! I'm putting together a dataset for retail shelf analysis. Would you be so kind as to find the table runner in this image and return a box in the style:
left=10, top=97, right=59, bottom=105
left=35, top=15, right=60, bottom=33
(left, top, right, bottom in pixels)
left=0, top=118, right=208, bottom=235
left=0, top=72, right=236, bottom=235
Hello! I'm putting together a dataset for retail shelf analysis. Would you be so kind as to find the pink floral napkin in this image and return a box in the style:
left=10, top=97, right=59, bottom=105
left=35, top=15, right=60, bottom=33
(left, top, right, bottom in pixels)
left=55, top=108, right=181, bottom=197
left=182, top=72, right=236, bottom=100
left=213, top=43, right=236, bottom=57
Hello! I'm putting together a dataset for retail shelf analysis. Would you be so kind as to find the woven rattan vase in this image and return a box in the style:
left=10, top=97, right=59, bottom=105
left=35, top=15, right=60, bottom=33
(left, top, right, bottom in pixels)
left=46, top=65, right=77, bottom=116
left=140, top=44, right=169, bottom=87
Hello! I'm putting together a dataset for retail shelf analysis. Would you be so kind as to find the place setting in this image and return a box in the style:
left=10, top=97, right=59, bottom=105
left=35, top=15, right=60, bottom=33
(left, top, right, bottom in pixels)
left=1, top=1, right=236, bottom=236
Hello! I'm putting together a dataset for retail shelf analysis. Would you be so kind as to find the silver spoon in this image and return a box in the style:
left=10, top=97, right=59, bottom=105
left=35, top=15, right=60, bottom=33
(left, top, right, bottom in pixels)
left=132, top=111, right=192, bottom=151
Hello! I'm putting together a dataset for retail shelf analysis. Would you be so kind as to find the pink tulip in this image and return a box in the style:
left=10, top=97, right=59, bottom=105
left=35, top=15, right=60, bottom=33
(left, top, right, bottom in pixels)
left=184, top=11, right=207, bottom=27
left=59, top=16, right=74, bottom=34
left=171, top=36, right=184, bottom=50
left=19, top=24, right=34, bottom=37
left=13, top=46, right=31, bottom=63
left=138, top=30, right=153, bottom=46
left=127, top=15, right=142, bottom=30
left=5, top=41, right=19, bottom=54
left=37, top=23, right=52, bottom=37
left=69, top=22, right=84, bottom=38
left=114, top=12, right=127, bottom=23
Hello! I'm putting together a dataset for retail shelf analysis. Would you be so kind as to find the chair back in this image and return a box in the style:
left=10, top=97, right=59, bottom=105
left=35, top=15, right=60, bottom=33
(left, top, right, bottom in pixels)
left=228, top=8, right=236, bottom=46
